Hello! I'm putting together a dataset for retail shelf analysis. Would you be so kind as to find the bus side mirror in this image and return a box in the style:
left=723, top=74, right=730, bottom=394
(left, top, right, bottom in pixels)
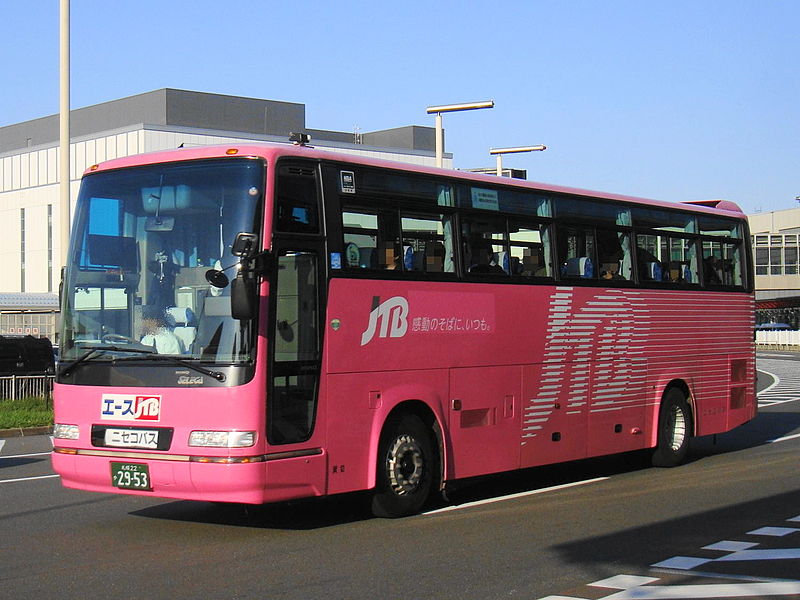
left=231, top=272, right=256, bottom=320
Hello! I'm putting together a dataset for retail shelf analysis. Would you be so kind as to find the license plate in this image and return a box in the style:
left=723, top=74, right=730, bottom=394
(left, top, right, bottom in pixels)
left=111, top=462, right=152, bottom=491
left=105, top=428, right=159, bottom=449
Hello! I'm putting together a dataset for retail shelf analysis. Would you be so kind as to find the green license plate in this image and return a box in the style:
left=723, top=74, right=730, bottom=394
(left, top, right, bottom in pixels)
left=110, top=462, right=152, bottom=491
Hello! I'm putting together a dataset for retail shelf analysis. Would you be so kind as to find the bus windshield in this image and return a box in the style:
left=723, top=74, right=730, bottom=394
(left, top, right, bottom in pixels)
left=60, top=158, right=264, bottom=366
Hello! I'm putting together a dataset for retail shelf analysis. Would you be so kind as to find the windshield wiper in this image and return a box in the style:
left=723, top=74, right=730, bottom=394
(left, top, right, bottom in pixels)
left=58, top=344, right=155, bottom=378
left=114, top=353, right=226, bottom=382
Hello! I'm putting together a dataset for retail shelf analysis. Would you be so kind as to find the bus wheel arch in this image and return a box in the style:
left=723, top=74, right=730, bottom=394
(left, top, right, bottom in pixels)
left=651, top=382, right=694, bottom=467
left=370, top=401, right=443, bottom=518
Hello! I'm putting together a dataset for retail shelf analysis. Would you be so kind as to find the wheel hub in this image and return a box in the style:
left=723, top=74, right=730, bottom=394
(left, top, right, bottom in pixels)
left=387, top=434, right=424, bottom=495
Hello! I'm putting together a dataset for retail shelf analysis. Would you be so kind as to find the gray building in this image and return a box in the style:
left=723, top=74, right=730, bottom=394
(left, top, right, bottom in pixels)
left=0, top=89, right=444, bottom=293
left=0, top=88, right=445, bottom=339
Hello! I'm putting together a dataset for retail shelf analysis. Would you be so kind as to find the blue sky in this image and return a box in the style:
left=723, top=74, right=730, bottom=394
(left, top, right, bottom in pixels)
left=1, top=1, right=798, bottom=214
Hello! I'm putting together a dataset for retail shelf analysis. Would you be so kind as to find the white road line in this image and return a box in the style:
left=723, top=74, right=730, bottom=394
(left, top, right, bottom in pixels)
left=423, top=476, right=609, bottom=515
left=0, top=451, right=51, bottom=460
left=757, top=368, right=781, bottom=395
left=0, top=440, right=5, bottom=454
left=602, top=581, right=800, bottom=599
left=0, top=474, right=60, bottom=484
left=767, top=432, right=800, bottom=444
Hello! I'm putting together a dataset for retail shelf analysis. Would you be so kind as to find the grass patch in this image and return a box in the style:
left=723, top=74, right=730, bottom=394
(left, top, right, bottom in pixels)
left=0, top=396, right=54, bottom=429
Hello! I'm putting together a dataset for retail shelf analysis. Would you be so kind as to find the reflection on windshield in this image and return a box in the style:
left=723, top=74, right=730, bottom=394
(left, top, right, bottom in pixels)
left=61, top=158, right=263, bottom=364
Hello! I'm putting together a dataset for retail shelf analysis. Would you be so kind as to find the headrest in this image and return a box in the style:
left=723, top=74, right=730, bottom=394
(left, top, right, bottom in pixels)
left=165, top=306, right=195, bottom=326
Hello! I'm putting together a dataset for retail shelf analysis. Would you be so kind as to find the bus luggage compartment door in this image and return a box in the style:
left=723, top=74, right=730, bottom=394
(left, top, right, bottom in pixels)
left=448, top=366, right=521, bottom=479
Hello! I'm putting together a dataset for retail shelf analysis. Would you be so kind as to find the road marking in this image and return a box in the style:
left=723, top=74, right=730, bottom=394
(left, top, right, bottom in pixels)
left=717, top=548, right=800, bottom=562
left=757, top=368, right=781, bottom=395
left=748, top=526, right=799, bottom=537
left=0, top=474, right=60, bottom=484
left=767, top=432, right=800, bottom=444
left=0, top=451, right=51, bottom=460
left=423, top=476, right=609, bottom=515
left=0, top=440, right=5, bottom=454
left=601, top=581, right=800, bottom=599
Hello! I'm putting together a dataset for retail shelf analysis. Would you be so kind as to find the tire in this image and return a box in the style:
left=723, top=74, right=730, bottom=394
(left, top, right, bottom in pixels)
left=651, top=387, right=693, bottom=467
left=371, top=413, right=437, bottom=518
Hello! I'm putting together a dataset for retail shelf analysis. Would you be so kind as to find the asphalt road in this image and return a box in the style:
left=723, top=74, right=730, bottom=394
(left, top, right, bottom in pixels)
left=1, top=353, right=799, bottom=600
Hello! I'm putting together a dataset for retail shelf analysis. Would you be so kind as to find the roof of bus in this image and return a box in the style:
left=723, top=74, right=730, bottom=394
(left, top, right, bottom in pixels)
left=84, top=141, right=746, bottom=219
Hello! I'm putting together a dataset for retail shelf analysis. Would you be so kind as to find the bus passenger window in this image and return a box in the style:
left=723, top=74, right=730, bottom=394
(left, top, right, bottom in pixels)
left=462, top=216, right=509, bottom=276
left=636, top=234, right=665, bottom=281
left=510, top=224, right=552, bottom=278
left=342, top=210, right=378, bottom=269
left=400, top=213, right=455, bottom=273
left=557, top=226, right=596, bottom=279
left=597, top=230, right=631, bottom=281
left=703, top=241, right=742, bottom=287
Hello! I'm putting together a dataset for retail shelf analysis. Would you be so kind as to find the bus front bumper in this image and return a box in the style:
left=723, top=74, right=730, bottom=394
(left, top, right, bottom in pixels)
left=52, top=447, right=327, bottom=505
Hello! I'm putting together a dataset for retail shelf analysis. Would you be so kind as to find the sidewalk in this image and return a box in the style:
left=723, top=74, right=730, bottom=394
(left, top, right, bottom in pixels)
left=0, top=426, right=52, bottom=439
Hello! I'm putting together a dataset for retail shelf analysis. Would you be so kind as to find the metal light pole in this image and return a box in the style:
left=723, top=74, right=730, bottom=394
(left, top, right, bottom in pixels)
left=490, top=145, right=547, bottom=177
left=59, top=0, right=70, bottom=268
left=426, top=101, right=494, bottom=168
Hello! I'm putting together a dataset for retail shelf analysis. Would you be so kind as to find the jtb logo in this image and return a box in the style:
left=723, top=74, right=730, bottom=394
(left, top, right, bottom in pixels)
left=101, top=394, right=161, bottom=422
left=360, top=296, right=409, bottom=346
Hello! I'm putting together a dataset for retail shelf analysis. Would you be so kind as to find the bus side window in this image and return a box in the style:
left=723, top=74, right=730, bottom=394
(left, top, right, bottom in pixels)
left=461, top=216, right=510, bottom=276
left=509, top=223, right=553, bottom=278
left=342, top=208, right=401, bottom=271
left=596, top=229, right=631, bottom=281
left=400, top=212, right=455, bottom=273
left=558, top=225, right=596, bottom=279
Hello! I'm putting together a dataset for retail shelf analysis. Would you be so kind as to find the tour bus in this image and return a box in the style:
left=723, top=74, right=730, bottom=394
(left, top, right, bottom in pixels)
left=52, top=140, right=756, bottom=517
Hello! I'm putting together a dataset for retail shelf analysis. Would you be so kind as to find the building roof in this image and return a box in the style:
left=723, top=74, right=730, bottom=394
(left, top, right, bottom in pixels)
left=0, top=88, right=435, bottom=155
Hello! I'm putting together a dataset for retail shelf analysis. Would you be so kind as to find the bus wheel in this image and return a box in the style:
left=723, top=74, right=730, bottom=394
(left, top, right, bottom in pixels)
left=371, top=414, right=436, bottom=518
left=652, top=387, right=693, bottom=467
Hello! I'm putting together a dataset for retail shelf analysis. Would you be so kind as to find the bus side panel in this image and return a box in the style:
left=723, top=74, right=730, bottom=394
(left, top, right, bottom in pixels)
left=324, top=370, right=449, bottom=496
left=521, top=362, right=588, bottom=468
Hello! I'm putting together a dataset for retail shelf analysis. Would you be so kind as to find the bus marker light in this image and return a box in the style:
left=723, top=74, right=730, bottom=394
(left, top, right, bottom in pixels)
left=226, top=148, right=239, bottom=155
left=188, top=431, right=256, bottom=448
left=53, top=423, right=80, bottom=440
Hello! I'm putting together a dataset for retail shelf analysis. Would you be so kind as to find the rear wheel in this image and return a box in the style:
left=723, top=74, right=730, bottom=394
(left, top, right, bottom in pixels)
left=371, top=414, right=437, bottom=518
left=651, top=387, right=693, bottom=467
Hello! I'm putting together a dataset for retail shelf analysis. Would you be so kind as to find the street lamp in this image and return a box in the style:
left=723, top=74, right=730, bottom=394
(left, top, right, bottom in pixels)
left=426, top=100, right=494, bottom=168
left=489, top=145, right=546, bottom=177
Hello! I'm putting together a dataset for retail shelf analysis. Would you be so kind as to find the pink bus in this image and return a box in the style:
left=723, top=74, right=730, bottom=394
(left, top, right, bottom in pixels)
left=53, top=141, right=756, bottom=517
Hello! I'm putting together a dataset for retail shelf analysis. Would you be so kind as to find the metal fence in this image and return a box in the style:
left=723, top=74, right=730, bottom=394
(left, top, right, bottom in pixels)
left=0, top=375, right=55, bottom=401
left=756, top=330, right=800, bottom=348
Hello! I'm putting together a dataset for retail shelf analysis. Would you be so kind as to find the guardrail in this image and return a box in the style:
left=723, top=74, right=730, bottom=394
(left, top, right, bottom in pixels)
left=0, top=375, right=55, bottom=401
left=756, top=330, right=800, bottom=348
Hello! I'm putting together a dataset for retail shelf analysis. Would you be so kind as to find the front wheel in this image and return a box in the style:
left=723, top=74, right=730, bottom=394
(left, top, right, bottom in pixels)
left=651, top=387, right=693, bottom=467
left=371, top=414, right=437, bottom=518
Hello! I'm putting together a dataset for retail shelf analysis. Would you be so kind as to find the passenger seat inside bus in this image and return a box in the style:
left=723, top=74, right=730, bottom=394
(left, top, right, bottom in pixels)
left=564, top=257, right=593, bottom=278
left=165, top=306, right=196, bottom=354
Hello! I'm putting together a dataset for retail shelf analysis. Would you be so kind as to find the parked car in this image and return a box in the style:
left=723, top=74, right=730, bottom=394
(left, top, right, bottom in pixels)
left=0, top=335, right=55, bottom=375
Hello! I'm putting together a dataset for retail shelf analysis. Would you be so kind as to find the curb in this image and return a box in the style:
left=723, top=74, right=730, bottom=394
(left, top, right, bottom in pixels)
left=0, top=426, right=53, bottom=439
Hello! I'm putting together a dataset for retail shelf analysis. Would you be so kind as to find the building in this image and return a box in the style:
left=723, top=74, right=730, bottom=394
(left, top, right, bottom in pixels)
left=0, top=88, right=445, bottom=296
left=0, top=89, right=445, bottom=339
left=748, top=205, right=800, bottom=329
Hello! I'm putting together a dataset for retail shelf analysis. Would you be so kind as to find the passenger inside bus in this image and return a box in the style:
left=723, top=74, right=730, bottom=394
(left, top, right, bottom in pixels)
left=468, top=242, right=506, bottom=274
left=140, top=307, right=184, bottom=354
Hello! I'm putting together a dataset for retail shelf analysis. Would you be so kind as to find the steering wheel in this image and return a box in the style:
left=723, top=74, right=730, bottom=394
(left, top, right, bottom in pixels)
left=101, top=333, right=139, bottom=345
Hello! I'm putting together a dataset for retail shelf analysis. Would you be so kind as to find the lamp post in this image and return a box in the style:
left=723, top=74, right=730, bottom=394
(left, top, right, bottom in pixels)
left=59, top=0, right=70, bottom=268
left=490, top=145, right=546, bottom=177
left=426, top=100, right=494, bottom=168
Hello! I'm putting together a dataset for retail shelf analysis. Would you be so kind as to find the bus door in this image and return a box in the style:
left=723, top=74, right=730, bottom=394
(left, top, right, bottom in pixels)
left=448, top=366, right=521, bottom=479
left=267, top=163, right=326, bottom=448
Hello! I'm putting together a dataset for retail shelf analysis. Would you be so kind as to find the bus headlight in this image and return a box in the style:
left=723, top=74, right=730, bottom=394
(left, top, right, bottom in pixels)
left=53, top=424, right=80, bottom=440
left=188, top=431, right=256, bottom=448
